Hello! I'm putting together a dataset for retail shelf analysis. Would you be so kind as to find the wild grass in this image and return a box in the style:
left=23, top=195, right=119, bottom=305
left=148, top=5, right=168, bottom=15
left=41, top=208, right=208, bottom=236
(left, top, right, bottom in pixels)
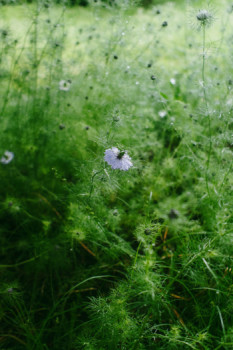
left=1, top=0, right=233, bottom=349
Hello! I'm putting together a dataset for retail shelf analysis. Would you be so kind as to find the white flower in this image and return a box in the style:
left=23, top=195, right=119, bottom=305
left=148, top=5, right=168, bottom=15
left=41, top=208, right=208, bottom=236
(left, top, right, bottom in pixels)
left=104, top=147, right=133, bottom=171
left=170, top=78, right=176, bottom=85
left=0, top=150, right=14, bottom=164
left=59, top=80, right=71, bottom=91
left=159, top=110, right=167, bottom=118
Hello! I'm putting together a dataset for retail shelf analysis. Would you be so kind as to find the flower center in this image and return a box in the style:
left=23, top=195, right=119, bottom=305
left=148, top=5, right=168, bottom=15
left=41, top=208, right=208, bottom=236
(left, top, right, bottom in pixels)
left=117, top=150, right=125, bottom=159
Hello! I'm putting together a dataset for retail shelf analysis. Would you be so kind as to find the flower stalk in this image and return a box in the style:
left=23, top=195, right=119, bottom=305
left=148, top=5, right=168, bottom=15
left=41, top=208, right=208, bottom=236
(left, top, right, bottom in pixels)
left=201, top=17, right=212, bottom=199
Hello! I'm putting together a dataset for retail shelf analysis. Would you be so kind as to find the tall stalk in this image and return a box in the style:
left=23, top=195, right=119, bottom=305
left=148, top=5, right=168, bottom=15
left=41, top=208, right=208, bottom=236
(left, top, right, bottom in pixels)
left=33, top=0, right=39, bottom=118
left=201, top=24, right=212, bottom=199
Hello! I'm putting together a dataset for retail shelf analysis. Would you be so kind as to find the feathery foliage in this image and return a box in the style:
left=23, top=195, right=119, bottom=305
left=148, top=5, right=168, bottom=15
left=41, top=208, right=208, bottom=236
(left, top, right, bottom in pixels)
left=1, top=0, right=233, bottom=349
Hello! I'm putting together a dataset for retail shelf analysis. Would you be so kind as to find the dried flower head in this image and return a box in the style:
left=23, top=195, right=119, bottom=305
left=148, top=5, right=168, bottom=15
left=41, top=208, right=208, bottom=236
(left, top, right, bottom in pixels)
left=1, top=151, right=14, bottom=164
left=104, top=147, right=133, bottom=171
left=59, top=80, right=71, bottom=91
left=196, top=9, right=213, bottom=26
left=188, top=5, right=215, bottom=31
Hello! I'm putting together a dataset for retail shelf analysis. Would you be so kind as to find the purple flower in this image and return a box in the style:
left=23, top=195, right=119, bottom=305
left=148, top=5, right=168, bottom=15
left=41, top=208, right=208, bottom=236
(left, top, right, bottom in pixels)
left=104, top=147, right=133, bottom=171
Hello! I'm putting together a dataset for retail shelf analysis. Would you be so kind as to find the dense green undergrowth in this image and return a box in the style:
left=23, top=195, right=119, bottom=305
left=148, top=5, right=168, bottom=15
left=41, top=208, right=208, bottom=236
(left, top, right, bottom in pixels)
left=1, top=0, right=233, bottom=349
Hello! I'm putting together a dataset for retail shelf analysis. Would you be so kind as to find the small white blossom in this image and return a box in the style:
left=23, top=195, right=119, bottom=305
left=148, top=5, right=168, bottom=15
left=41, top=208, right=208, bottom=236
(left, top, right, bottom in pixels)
left=170, top=78, right=176, bottom=85
left=0, top=150, right=14, bottom=164
left=159, top=110, right=167, bottom=118
left=59, top=80, right=71, bottom=91
left=104, top=147, right=133, bottom=171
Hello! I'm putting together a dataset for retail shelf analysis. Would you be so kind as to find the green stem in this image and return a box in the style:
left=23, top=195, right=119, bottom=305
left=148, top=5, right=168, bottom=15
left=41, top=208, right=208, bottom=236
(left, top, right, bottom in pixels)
left=202, top=25, right=212, bottom=199
left=33, top=0, right=39, bottom=117
left=219, top=160, right=233, bottom=194
left=88, top=170, right=104, bottom=201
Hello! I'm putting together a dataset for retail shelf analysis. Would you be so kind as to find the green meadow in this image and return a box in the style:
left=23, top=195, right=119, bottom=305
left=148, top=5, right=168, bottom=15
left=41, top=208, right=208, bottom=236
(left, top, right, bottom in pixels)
left=1, top=0, right=233, bottom=348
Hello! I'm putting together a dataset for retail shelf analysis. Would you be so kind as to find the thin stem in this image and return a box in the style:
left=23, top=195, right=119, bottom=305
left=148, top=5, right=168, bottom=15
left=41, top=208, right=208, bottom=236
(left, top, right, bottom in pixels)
left=88, top=170, right=104, bottom=201
left=202, top=25, right=212, bottom=199
left=106, top=119, right=117, bottom=144
left=33, top=0, right=39, bottom=117
left=219, top=160, right=233, bottom=194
